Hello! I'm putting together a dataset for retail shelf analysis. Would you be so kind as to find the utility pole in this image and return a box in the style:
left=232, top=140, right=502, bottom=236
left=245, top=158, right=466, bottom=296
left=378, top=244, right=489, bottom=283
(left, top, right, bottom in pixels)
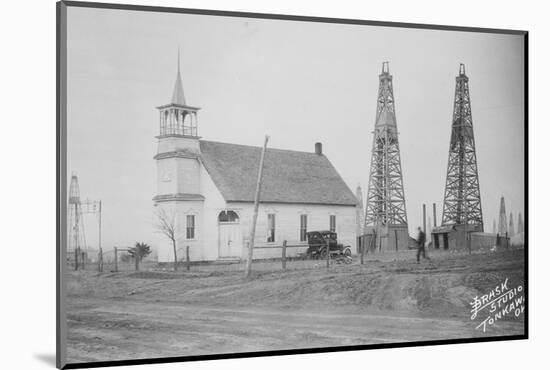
left=422, top=204, right=426, bottom=233
left=98, top=200, right=103, bottom=272
left=74, top=202, right=79, bottom=271
left=246, top=136, right=269, bottom=277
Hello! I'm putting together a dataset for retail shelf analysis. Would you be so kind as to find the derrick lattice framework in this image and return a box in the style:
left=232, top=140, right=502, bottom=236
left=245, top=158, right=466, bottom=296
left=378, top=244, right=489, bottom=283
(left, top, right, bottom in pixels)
left=441, top=64, right=483, bottom=230
left=365, top=62, right=408, bottom=228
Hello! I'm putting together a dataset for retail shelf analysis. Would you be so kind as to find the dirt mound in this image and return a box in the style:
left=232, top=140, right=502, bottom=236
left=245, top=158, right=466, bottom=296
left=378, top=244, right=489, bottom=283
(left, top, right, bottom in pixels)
left=180, top=251, right=524, bottom=318
left=68, top=249, right=524, bottom=322
left=208, top=270, right=479, bottom=318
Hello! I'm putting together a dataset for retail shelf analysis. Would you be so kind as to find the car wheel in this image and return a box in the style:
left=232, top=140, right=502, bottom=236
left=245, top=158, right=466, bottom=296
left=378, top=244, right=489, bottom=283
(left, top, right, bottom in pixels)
left=319, top=248, right=327, bottom=259
left=343, top=247, right=352, bottom=257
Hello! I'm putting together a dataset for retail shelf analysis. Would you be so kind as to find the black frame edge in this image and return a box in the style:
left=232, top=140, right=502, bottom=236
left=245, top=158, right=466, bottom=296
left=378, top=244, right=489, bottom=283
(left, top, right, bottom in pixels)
left=61, top=0, right=527, bottom=35
left=57, top=1, right=529, bottom=369
left=63, top=335, right=527, bottom=369
left=57, top=1, right=68, bottom=369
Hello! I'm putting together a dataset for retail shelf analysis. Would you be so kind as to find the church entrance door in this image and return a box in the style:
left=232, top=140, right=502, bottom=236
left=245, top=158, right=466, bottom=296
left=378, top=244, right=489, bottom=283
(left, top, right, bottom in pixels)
left=218, top=210, right=242, bottom=258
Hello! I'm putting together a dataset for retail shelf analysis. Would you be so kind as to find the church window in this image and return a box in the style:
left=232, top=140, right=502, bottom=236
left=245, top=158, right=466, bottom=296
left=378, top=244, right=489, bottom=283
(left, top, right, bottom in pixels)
left=267, top=214, right=276, bottom=243
left=186, top=215, right=195, bottom=239
left=300, top=215, right=307, bottom=242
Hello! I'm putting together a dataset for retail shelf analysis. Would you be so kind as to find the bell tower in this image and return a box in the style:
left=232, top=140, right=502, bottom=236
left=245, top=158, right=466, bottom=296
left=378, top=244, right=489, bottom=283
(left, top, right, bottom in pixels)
left=153, top=51, right=203, bottom=203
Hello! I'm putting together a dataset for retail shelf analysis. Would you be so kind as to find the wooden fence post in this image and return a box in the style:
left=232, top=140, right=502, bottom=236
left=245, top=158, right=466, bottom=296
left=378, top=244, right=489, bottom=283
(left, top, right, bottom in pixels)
left=98, top=248, right=103, bottom=273
left=186, top=246, right=190, bottom=271
left=360, top=236, right=365, bottom=265
left=326, top=239, right=330, bottom=268
left=114, top=247, right=118, bottom=272
left=282, top=240, right=287, bottom=270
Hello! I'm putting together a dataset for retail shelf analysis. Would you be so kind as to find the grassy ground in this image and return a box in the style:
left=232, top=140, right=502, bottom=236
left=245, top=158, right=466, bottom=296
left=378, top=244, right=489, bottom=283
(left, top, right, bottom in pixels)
left=65, top=248, right=525, bottom=364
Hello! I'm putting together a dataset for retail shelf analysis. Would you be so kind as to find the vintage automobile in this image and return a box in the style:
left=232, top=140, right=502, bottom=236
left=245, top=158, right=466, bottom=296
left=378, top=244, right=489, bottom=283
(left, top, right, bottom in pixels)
left=305, top=230, right=352, bottom=260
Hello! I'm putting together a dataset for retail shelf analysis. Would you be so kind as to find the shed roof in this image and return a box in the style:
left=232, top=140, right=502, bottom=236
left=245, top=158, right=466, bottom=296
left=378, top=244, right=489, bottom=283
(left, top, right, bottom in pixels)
left=199, top=140, right=357, bottom=206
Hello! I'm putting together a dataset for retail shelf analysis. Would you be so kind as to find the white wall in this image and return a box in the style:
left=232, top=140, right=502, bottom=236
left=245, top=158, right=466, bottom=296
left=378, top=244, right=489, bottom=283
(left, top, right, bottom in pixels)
left=176, top=159, right=201, bottom=194
left=156, top=156, right=201, bottom=195
left=229, top=202, right=357, bottom=259
left=198, top=160, right=228, bottom=260
left=157, top=135, right=200, bottom=153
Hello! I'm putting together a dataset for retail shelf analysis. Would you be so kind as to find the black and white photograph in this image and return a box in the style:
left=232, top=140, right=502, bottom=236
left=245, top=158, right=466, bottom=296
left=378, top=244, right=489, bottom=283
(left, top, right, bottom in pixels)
left=56, top=1, right=527, bottom=368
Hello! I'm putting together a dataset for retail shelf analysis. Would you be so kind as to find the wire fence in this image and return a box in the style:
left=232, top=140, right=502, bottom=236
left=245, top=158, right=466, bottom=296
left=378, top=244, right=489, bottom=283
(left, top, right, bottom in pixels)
left=66, top=235, right=523, bottom=275
left=66, top=239, right=357, bottom=274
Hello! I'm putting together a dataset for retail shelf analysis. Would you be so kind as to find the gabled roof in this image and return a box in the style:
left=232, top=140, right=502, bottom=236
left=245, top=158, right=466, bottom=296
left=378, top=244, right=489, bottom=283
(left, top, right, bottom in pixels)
left=199, top=140, right=357, bottom=206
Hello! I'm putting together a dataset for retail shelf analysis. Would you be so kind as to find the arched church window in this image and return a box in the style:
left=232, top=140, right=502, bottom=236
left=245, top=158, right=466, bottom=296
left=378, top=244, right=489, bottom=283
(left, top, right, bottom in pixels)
left=218, top=210, right=239, bottom=223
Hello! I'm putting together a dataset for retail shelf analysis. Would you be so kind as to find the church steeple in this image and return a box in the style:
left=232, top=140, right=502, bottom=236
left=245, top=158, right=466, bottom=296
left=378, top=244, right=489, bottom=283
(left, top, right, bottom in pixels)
left=171, top=49, right=186, bottom=105
left=157, top=50, right=200, bottom=138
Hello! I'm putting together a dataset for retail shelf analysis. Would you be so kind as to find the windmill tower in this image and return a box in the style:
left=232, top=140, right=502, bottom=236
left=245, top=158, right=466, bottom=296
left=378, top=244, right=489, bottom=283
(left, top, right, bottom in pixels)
left=498, top=196, right=507, bottom=236
left=364, top=62, right=409, bottom=251
left=441, top=64, right=483, bottom=245
left=68, top=173, right=87, bottom=269
left=355, top=184, right=365, bottom=237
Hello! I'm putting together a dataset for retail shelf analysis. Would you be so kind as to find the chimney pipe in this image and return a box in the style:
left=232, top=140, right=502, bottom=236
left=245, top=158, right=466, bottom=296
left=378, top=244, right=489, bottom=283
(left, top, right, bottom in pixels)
left=315, top=142, right=323, bottom=155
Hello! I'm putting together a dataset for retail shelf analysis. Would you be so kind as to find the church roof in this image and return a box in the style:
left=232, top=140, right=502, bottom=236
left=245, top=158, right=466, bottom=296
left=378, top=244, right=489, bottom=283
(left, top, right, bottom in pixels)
left=199, top=140, right=357, bottom=206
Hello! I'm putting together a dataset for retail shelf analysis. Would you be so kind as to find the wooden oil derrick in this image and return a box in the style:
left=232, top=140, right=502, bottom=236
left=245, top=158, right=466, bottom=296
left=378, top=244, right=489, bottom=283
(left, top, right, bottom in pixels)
left=441, top=64, right=483, bottom=231
left=498, top=196, right=507, bottom=236
left=364, top=62, right=408, bottom=251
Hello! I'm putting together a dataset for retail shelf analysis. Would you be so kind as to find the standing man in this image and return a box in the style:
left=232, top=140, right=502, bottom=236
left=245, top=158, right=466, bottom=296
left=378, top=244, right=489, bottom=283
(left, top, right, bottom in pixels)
left=416, top=226, right=429, bottom=263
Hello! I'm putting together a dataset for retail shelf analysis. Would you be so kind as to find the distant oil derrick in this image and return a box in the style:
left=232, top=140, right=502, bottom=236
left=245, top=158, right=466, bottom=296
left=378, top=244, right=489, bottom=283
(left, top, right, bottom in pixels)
left=441, top=64, right=483, bottom=231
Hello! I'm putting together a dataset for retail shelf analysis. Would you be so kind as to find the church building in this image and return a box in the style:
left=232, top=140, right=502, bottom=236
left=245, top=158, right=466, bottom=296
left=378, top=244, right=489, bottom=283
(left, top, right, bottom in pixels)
left=153, top=58, right=358, bottom=262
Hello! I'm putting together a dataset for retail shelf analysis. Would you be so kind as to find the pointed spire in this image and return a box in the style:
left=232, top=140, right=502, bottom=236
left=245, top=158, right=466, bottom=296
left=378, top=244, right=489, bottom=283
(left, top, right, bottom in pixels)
left=171, top=48, right=186, bottom=105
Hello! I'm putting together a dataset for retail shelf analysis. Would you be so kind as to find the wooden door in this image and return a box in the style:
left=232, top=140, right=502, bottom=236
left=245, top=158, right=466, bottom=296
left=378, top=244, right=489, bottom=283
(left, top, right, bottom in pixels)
left=219, top=223, right=242, bottom=257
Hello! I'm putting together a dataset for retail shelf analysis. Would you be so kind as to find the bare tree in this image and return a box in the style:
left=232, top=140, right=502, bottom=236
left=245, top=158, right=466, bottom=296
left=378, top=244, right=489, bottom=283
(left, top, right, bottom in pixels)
left=155, top=208, right=179, bottom=271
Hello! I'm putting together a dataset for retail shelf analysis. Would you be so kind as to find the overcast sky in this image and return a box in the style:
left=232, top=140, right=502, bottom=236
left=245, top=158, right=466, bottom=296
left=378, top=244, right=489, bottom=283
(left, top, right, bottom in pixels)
left=67, top=6, right=525, bottom=249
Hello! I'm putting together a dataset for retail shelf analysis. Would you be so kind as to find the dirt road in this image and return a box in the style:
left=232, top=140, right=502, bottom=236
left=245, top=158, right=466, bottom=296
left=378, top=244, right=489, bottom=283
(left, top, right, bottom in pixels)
left=66, top=249, right=525, bottom=363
